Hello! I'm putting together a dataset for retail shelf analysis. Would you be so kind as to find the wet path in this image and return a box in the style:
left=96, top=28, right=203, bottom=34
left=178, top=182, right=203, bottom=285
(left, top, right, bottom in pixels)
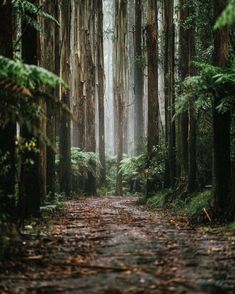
left=0, top=196, right=235, bottom=293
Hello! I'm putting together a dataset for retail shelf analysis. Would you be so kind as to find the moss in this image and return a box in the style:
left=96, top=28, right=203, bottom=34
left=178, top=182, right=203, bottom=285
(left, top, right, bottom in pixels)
left=146, top=190, right=171, bottom=209
left=184, top=190, right=213, bottom=217
left=225, top=221, right=235, bottom=230
left=146, top=190, right=213, bottom=218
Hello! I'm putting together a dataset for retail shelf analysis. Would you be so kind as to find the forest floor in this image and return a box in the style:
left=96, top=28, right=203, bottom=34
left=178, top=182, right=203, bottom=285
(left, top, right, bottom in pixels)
left=0, top=196, right=235, bottom=294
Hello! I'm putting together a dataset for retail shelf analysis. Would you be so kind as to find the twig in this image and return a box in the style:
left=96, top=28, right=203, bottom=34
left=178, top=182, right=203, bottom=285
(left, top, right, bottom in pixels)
left=203, top=208, right=212, bottom=223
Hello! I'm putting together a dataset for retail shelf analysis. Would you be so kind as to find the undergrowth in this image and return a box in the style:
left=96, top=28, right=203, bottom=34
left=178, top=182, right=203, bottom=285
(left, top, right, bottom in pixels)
left=146, top=190, right=213, bottom=218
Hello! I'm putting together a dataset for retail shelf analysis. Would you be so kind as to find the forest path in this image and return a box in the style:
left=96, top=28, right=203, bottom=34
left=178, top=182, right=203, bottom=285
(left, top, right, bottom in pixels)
left=0, top=196, right=235, bottom=294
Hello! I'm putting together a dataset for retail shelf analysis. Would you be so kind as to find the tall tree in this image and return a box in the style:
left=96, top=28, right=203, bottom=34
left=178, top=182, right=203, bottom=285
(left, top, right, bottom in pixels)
left=163, top=0, right=176, bottom=188
left=212, top=0, right=232, bottom=215
left=19, top=0, right=42, bottom=219
left=59, top=0, right=72, bottom=197
left=114, top=0, right=128, bottom=195
left=84, top=0, right=97, bottom=195
left=44, top=0, right=57, bottom=198
left=178, top=0, right=189, bottom=185
left=146, top=0, right=159, bottom=196
left=134, top=0, right=144, bottom=154
left=97, top=0, right=106, bottom=185
left=0, top=0, right=16, bottom=218
left=187, top=2, right=197, bottom=193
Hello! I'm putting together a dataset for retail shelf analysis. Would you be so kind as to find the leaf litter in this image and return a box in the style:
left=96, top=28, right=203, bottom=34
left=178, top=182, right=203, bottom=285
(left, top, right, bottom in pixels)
left=0, top=196, right=235, bottom=293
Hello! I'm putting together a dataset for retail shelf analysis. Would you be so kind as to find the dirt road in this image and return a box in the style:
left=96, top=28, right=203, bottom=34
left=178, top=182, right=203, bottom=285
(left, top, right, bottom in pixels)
left=0, top=196, right=235, bottom=293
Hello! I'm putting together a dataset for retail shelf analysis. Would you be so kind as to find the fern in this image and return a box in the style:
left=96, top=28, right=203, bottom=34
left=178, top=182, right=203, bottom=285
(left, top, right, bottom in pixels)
left=175, top=60, right=235, bottom=117
left=55, top=148, right=102, bottom=179
left=0, top=56, right=68, bottom=147
left=0, top=56, right=67, bottom=90
left=214, top=0, right=235, bottom=29
left=12, top=0, right=60, bottom=31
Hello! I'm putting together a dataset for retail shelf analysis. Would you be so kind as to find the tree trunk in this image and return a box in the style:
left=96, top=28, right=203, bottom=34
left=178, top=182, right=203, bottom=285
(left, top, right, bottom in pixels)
left=146, top=0, right=159, bottom=196
left=59, top=0, right=72, bottom=197
left=187, top=3, right=197, bottom=194
left=84, top=1, right=97, bottom=195
left=44, top=0, right=57, bottom=198
left=114, top=0, right=128, bottom=196
left=134, top=0, right=144, bottom=154
left=97, top=0, right=106, bottom=185
left=178, top=0, right=189, bottom=182
left=163, top=0, right=176, bottom=188
left=20, top=0, right=42, bottom=219
left=212, top=0, right=232, bottom=215
left=0, top=0, right=16, bottom=220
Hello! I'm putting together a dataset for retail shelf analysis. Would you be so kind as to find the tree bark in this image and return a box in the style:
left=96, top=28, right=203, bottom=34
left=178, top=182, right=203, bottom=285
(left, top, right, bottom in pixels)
left=134, top=0, right=144, bottom=154
left=0, top=0, right=16, bottom=219
left=59, top=0, right=72, bottom=197
left=97, top=0, right=106, bottom=185
left=163, top=0, right=176, bottom=188
left=114, top=0, right=128, bottom=195
left=146, top=0, right=159, bottom=196
left=20, top=0, right=42, bottom=219
left=212, top=0, right=232, bottom=215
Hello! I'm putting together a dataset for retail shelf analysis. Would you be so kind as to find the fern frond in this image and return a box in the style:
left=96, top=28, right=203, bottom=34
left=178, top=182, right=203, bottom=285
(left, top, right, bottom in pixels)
left=12, top=0, right=60, bottom=27
left=0, top=56, right=67, bottom=90
left=214, top=0, right=235, bottom=29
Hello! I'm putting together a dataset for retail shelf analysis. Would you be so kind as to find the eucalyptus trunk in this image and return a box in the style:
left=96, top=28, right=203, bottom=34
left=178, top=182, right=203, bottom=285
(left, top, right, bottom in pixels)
left=146, top=0, right=159, bottom=196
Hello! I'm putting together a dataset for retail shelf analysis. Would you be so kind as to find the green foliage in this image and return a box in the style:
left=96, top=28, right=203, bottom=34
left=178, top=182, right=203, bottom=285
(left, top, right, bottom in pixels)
left=41, top=193, right=65, bottom=215
left=214, top=0, right=235, bottom=29
left=118, top=154, right=146, bottom=194
left=146, top=190, right=171, bottom=209
left=175, top=60, right=235, bottom=119
left=12, top=0, right=60, bottom=33
left=0, top=56, right=66, bottom=91
left=119, top=154, right=146, bottom=180
left=118, top=145, right=165, bottom=194
left=70, top=147, right=102, bottom=179
left=56, top=148, right=102, bottom=194
left=99, top=155, right=117, bottom=195
left=184, top=191, right=212, bottom=217
left=0, top=56, right=67, bottom=145
left=225, top=221, right=235, bottom=230
left=146, top=190, right=213, bottom=219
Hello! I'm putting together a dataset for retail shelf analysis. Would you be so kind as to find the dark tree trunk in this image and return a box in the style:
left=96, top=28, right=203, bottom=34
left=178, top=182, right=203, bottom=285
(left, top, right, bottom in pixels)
left=20, top=1, right=41, bottom=219
left=97, top=0, right=106, bottom=185
left=146, top=0, right=159, bottom=196
left=213, top=0, right=233, bottom=215
left=0, top=0, right=16, bottom=219
left=187, top=3, right=197, bottom=194
left=59, top=0, right=72, bottom=197
left=163, top=0, right=176, bottom=188
left=134, top=0, right=144, bottom=154
left=114, top=0, right=128, bottom=196
left=44, top=0, right=57, bottom=198
left=178, top=0, right=189, bottom=182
